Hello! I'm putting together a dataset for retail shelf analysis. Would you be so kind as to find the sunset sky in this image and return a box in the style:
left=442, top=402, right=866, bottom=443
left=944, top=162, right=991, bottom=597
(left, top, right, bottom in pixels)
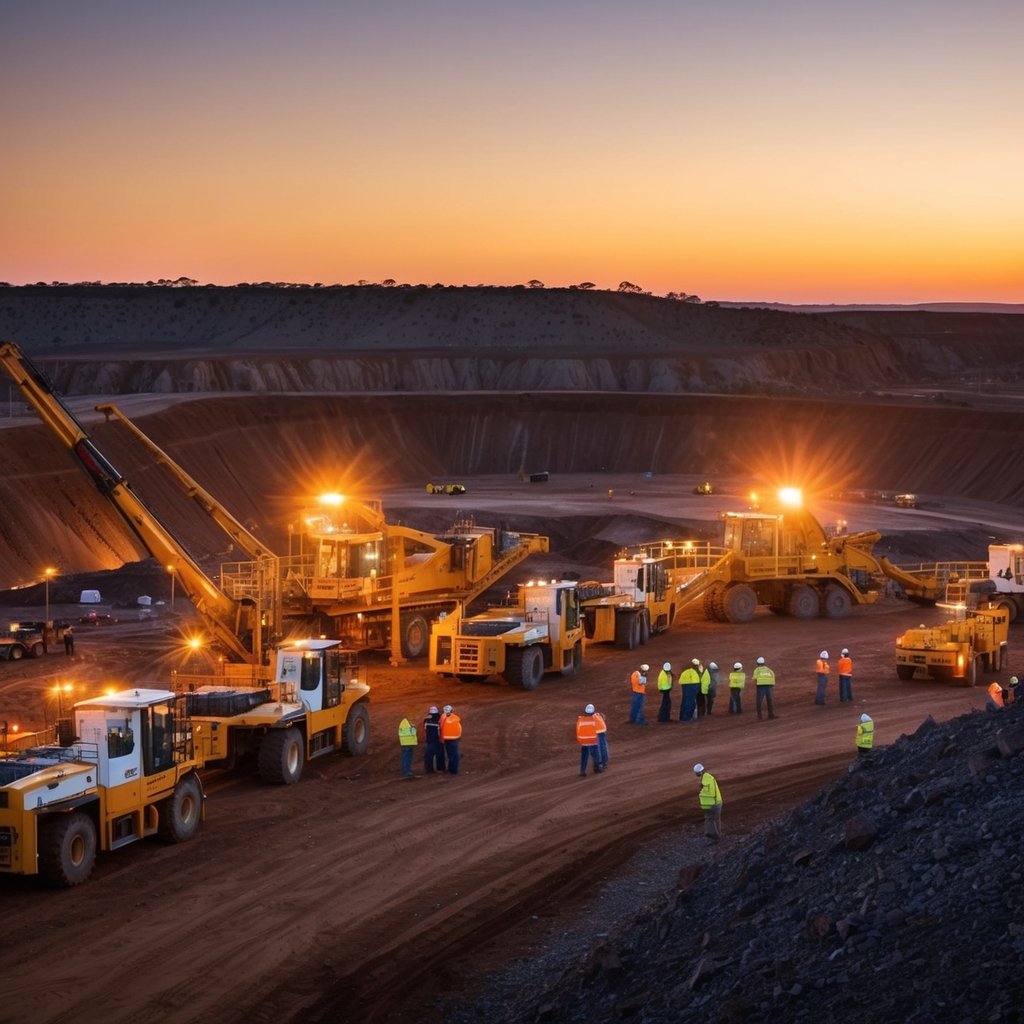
left=2, top=1, right=1021, bottom=303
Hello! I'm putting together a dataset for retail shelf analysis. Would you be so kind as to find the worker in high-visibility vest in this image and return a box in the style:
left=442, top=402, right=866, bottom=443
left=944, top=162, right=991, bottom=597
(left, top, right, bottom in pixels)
left=423, top=705, right=446, bottom=774
left=837, top=648, right=854, bottom=703
left=594, top=707, right=610, bottom=769
left=656, top=662, right=674, bottom=722
left=986, top=682, right=1005, bottom=711
left=693, top=762, right=723, bottom=842
left=752, top=656, right=776, bottom=720
left=577, top=704, right=605, bottom=776
left=678, top=659, right=700, bottom=721
left=398, top=716, right=418, bottom=780
left=856, top=713, right=874, bottom=756
left=695, top=661, right=711, bottom=718
left=439, top=704, right=462, bottom=775
left=814, top=651, right=831, bottom=705
left=629, top=664, right=649, bottom=725
left=704, top=662, right=719, bottom=716
left=728, top=662, right=745, bottom=714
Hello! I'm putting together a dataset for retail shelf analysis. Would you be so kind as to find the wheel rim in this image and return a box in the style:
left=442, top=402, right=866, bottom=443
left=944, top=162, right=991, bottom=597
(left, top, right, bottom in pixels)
left=69, top=833, right=86, bottom=868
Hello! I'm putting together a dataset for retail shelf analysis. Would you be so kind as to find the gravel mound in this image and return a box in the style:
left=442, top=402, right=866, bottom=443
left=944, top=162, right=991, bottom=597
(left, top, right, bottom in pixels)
left=441, top=700, right=1024, bottom=1024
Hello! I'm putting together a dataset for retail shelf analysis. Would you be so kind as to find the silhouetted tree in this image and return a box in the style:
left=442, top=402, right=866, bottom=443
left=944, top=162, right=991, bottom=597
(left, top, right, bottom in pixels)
left=617, top=281, right=642, bottom=293
left=527, top=279, right=545, bottom=289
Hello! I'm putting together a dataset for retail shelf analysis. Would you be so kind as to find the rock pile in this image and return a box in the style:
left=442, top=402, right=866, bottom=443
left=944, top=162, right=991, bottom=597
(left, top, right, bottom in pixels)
left=453, top=701, right=1024, bottom=1024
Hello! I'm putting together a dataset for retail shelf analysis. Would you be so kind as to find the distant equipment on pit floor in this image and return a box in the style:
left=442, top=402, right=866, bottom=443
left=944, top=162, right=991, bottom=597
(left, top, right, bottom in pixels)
left=693, top=481, right=714, bottom=495
left=426, top=482, right=466, bottom=495
left=895, top=607, right=1009, bottom=686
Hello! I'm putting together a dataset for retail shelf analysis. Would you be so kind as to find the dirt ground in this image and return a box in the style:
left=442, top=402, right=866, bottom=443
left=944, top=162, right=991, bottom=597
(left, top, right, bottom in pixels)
left=1, top=549, right=1016, bottom=1023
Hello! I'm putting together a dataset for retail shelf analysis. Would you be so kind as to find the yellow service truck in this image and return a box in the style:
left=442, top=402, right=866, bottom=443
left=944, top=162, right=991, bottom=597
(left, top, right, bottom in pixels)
left=0, top=688, right=204, bottom=887
left=895, top=607, right=1010, bottom=686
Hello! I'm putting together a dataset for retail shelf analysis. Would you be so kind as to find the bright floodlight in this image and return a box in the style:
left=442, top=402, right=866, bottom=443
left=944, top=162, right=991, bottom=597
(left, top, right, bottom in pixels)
left=319, top=492, right=345, bottom=507
left=778, top=487, right=803, bottom=507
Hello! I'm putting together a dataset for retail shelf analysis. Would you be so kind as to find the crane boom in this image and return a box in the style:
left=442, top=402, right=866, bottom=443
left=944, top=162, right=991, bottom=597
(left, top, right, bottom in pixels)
left=0, top=341, right=264, bottom=664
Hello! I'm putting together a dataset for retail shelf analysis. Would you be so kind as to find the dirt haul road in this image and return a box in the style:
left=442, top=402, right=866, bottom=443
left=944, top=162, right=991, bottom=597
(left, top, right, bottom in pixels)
left=0, top=597, right=1008, bottom=1024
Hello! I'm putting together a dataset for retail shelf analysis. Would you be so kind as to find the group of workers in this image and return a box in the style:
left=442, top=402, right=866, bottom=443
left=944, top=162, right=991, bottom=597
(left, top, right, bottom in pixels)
left=397, top=704, right=462, bottom=779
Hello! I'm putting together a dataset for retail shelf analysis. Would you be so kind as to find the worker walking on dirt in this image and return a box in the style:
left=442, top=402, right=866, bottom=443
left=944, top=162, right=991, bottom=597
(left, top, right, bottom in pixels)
left=656, top=662, right=674, bottom=722
left=838, top=648, right=854, bottom=703
left=423, top=705, right=446, bottom=774
left=752, top=656, right=776, bottom=720
left=856, top=713, right=874, bottom=756
left=398, top=716, right=418, bottom=780
left=728, top=662, right=745, bottom=714
left=440, top=704, right=462, bottom=774
left=629, top=664, right=649, bottom=725
left=814, top=651, right=831, bottom=705
left=577, top=704, right=605, bottom=776
left=594, top=706, right=610, bottom=769
left=678, top=659, right=700, bottom=721
left=693, top=763, right=722, bottom=842
left=704, top=662, right=719, bottom=716
left=63, top=626, right=74, bottom=656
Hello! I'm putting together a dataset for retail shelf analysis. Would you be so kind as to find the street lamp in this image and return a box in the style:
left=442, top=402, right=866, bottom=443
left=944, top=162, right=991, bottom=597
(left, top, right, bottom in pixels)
left=44, top=567, right=55, bottom=631
left=166, top=564, right=176, bottom=612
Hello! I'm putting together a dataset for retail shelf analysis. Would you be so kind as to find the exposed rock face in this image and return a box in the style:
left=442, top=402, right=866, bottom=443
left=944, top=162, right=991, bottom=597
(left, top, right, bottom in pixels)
left=447, top=703, right=1024, bottom=1024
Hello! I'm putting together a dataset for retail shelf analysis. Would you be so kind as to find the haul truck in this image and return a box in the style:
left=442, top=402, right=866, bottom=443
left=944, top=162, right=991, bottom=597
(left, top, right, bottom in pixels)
left=667, top=490, right=941, bottom=624
left=895, top=607, right=1009, bottom=686
left=430, top=580, right=584, bottom=689
left=0, top=688, right=203, bottom=887
left=578, top=544, right=680, bottom=648
left=942, top=544, right=1024, bottom=623
left=0, top=342, right=371, bottom=783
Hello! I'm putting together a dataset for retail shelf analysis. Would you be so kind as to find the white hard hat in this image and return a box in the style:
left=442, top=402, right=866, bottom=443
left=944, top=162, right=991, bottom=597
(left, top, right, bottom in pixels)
left=733, top=662, right=742, bottom=670
left=820, top=650, right=829, bottom=659
left=584, top=703, right=596, bottom=714
left=841, top=648, right=849, bottom=656
left=708, top=662, right=717, bottom=670
left=663, top=662, right=671, bottom=671
left=640, top=663, right=650, bottom=672
left=1012, top=676, right=1020, bottom=685
left=691, top=658, right=700, bottom=666
left=693, top=763, right=704, bottom=774
left=756, top=657, right=765, bottom=665
left=860, top=713, right=871, bottom=722
left=443, top=704, right=453, bottom=714
left=428, top=706, right=439, bottom=714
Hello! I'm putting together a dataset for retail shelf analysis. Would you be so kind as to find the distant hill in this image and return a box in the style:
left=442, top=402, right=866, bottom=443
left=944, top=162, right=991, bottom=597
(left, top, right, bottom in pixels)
left=719, top=301, right=1024, bottom=314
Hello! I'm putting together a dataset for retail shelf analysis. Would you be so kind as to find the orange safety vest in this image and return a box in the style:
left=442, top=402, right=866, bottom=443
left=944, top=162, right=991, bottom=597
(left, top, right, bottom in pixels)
left=594, top=711, right=607, bottom=735
left=988, top=683, right=1004, bottom=708
left=440, top=713, right=462, bottom=739
left=576, top=714, right=599, bottom=745
left=631, top=670, right=646, bottom=693
left=816, top=658, right=830, bottom=676
left=838, top=656, right=853, bottom=676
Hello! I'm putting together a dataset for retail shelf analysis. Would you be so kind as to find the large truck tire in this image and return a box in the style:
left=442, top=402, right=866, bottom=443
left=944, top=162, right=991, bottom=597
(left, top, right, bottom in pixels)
left=724, top=584, right=757, bottom=624
left=344, top=702, right=370, bottom=755
left=400, top=613, right=430, bottom=659
left=788, top=585, right=820, bottom=619
left=994, top=599, right=1018, bottom=624
left=896, top=664, right=916, bottom=681
left=38, top=811, right=97, bottom=888
left=29, top=641, right=45, bottom=658
left=8, top=644, right=24, bottom=661
left=615, top=613, right=639, bottom=649
left=258, top=727, right=305, bottom=785
left=822, top=585, right=852, bottom=619
left=561, top=641, right=583, bottom=677
left=158, top=774, right=204, bottom=843
left=503, top=646, right=544, bottom=689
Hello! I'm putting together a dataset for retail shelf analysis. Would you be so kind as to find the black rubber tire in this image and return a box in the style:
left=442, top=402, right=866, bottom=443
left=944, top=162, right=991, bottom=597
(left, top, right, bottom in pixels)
left=702, top=584, right=723, bottom=622
left=896, top=664, right=916, bottom=681
left=788, top=585, right=820, bottom=619
left=615, top=613, right=637, bottom=649
left=822, top=585, right=852, bottom=619
left=257, top=727, right=305, bottom=785
left=724, top=584, right=758, bottom=624
left=344, top=702, right=370, bottom=755
left=38, top=811, right=97, bottom=888
left=158, top=774, right=203, bottom=843
left=995, top=599, right=1018, bottom=624
left=503, top=646, right=544, bottom=689
left=29, top=642, right=45, bottom=658
left=8, top=644, right=24, bottom=661
left=400, top=614, right=430, bottom=660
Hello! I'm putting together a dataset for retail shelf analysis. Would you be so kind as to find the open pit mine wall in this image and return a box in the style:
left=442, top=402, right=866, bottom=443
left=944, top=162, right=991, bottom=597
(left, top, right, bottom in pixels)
left=0, top=393, right=1021, bottom=589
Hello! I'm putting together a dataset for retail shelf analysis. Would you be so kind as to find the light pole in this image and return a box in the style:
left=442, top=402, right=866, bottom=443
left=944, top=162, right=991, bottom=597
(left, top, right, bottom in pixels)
left=44, top=569, right=55, bottom=630
left=167, top=564, right=176, bottom=613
